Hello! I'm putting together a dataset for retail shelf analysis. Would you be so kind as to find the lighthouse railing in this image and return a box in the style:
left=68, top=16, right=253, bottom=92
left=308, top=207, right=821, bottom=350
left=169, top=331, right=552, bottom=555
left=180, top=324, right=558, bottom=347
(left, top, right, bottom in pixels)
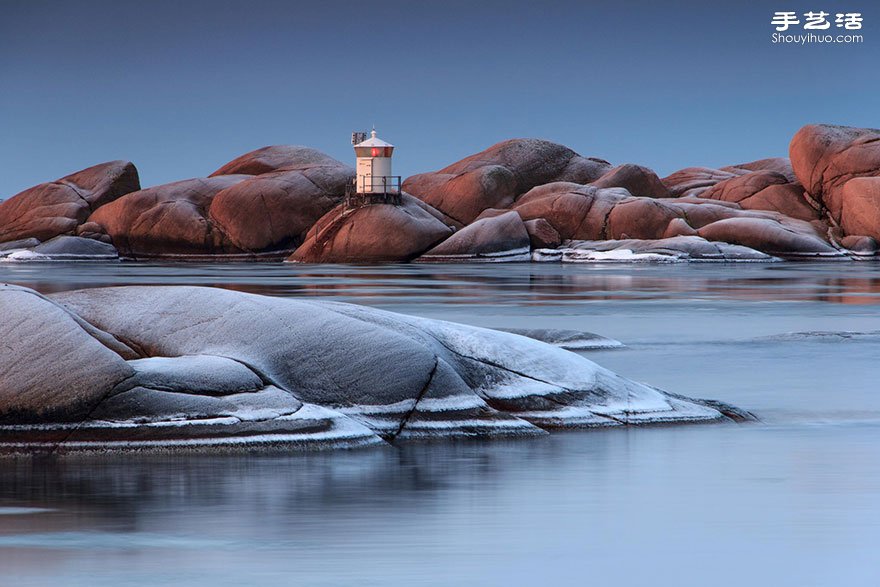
left=345, top=176, right=402, bottom=207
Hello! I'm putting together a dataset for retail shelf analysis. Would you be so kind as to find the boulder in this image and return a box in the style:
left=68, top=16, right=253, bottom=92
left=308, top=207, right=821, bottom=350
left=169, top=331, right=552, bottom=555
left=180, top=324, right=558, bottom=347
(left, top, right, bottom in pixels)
left=838, top=177, right=880, bottom=240
left=0, top=161, right=139, bottom=243
left=417, top=210, right=530, bottom=262
left=403, top=139, right=612, bottom=224
left=696, top=217, right=841, bottom=257
left=208, top=166, right=353, bottom=252
left=663, top=217, right=699, bottom=238
left=513, top=181, right=836, bottom=258
left=561, top=236, right=775, bottom=262
left=839, top=234, right=877, bottom=254
left=75, top=221, right=113, bottom=243
left=497, top=328, right=623, bottom=350
left=591, top=164, right=670, bottom=198
left=605, top=198, right=685, bottom=240
left=699, top=170, right=819, bottom=221
left=0, top=285, right=135, bottom=424
left=0, top=284, right=728, bottom=452
left=790, top=124, right=880, bottom=228
left=722, top=157, right=798, bottom=183
left=88, top=175, right=250, bottom=257
left=32, top=235, right=118, bottom=259
left=524, top=218, right=561, bottom=249
left=0, top=237, right=40, bottom=252
left=289, top=194, right=453, bottom=263
left=513, top=183, right=630, bottom=240
left=661, top=166, right=746, bottom=198
left=210, top=145, right=344, bottom=176
left=89, top=146, right=355, bottom=257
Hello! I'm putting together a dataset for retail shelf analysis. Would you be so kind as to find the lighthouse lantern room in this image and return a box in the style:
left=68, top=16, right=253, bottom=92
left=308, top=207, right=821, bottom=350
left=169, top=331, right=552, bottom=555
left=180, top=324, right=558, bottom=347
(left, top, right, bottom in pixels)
left=346, top=128, right=401, bottom=207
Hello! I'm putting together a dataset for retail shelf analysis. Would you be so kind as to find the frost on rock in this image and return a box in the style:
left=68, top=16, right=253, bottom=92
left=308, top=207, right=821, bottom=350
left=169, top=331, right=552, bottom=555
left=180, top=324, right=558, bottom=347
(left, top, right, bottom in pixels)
left=497, top=328, right=624, bottom=350
left=0, top=285, right=740, bottom=453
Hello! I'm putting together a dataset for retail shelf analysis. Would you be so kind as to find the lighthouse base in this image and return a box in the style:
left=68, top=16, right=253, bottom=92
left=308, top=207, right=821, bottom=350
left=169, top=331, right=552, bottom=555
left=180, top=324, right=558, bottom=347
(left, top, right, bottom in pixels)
left=344, top=191, right=402, bottom=208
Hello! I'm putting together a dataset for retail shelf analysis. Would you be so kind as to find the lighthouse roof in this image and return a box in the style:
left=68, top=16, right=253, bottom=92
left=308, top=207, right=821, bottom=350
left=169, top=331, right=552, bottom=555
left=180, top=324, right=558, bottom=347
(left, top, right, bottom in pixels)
left=354, top=129, right=394, bottom=148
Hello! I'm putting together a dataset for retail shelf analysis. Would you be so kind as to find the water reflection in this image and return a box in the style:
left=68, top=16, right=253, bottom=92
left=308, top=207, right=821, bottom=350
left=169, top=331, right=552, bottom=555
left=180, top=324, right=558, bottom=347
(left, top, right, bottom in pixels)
left=4, top=261, right=880, bottom=305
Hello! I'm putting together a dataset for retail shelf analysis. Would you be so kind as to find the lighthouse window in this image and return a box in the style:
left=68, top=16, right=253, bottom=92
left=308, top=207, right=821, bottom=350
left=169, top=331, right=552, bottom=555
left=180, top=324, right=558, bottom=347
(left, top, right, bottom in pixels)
left=355, top=146, right=393, bottom=157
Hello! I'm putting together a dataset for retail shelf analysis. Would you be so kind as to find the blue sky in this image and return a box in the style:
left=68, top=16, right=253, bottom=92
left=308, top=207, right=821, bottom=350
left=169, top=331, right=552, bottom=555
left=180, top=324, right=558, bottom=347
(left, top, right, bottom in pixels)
left=0, top=0, right=875, bottom=197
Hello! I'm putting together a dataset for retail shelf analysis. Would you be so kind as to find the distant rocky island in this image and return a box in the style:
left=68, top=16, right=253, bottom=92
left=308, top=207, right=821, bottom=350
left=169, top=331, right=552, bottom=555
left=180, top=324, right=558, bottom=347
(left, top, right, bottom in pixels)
left=2, top=123, right=879, bottom=263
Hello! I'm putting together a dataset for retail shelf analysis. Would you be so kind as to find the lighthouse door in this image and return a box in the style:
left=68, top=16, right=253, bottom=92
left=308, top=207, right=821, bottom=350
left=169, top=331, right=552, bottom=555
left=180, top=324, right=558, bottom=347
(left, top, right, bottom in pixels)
left=357, top=157, right=374, bottom=193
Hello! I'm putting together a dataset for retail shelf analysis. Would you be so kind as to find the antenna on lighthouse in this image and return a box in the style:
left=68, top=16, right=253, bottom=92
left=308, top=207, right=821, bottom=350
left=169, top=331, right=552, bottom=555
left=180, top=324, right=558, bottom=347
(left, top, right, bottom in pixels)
left=351, top=131, right=367, bottom=145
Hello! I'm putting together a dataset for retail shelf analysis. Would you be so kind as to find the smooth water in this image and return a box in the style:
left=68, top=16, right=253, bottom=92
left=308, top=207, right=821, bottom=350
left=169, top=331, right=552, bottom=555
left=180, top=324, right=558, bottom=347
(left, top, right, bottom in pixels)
left=1, top=261, right=879, bottom=586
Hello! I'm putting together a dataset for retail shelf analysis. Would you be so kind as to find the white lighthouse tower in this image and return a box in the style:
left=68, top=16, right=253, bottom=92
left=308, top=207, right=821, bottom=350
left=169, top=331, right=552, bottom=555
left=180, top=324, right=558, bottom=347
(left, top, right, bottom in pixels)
left=346, top=128, right=401, bottom=207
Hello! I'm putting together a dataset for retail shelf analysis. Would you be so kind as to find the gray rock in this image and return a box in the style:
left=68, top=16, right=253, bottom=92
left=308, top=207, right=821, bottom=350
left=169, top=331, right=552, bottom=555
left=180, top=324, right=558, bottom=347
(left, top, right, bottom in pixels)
left=498, top=329, right=624, bottom=350
left=0, top=238, right=40, bottom=252
left=563, top=236, right=776, bottom=262
left=0, top=285, right=733, bottom=453
left=32, top=235, right=118, bottom=259
left=0, top=285, right=135, bottom=424
left=417, top=211, right=530, bottom=262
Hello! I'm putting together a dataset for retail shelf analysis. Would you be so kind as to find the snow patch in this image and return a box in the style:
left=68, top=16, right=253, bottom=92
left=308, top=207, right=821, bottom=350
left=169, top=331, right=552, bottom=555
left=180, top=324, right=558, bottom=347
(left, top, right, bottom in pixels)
left=562, top=248, right=685, bottom=263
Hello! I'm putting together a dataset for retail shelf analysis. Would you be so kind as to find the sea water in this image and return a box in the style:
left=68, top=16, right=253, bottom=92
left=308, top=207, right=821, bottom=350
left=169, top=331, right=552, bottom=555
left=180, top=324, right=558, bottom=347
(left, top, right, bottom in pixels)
left=0, top=261, right=878, bottom=586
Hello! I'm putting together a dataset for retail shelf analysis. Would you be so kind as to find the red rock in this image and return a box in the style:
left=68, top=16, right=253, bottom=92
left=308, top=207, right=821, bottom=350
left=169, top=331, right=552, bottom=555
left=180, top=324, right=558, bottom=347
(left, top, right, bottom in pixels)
left=663, top=218, right=699, bottom=238
left=699, top=170, right=819, bottom=221
left=606, top=198, right=684, bottom=239
left=418, top=211, right=529, bottom=261
left=289, top=194, right=453, bottom=263
left=722, top=157, right=798, bottom=183
left=524, top=218, right=561, bottom=249
left=208, top=165, right=353, bottom=252
left=697, top=217, right=839, bottom=257
left=839, top=234, right=877, bottom=254
left=512, top=180, right=836, bottom=258
left=75, top=221, right=113, bottom=244
left=473, top=208, right=513, bottom=221
left=838, top=177, right=880, bottom=240
left=661, top=167, right=746, bottom=198
left=89, top=176, right=250, bottom=257
left=790, top=124, right=880, bottom=226
left=0, top=161, right=139, bottom=244
left=403, top=139, right=611, bottom=225
left=87, top=146, right=356, bottom=257
left=514, top=183, right=629, bottom=240
left=591, top=164, right=670, bottom=198
left=210, top=145, right=347, bottom=176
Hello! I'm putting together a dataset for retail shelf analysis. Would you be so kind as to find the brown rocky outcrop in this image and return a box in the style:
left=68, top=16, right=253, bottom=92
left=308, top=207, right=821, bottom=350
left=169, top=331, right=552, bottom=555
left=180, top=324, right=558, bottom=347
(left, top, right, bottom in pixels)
left=591, top=163, right=670, bottom=198
left=403, top=139, right=611, bottom=225
left=0, top=161, right=139, bottom=244
left=699, top=170, right=819, bottom=221
left=88, top=146, right=354, bottom=257
left=722, top=157, right=798, bottom=183
left=88, top=176, right=250, bottom=257
left=209, top=145, right=346, bottom=176
left=661, top=167, right=747, bottom=198
left=790, top=124, right=880, bottom=228
left=524, top=218, right=561, bottom=249
left=837, top=177, right=880, bottom=240
left=417, top=210, right=529, bottom=261
left=513, top=182, right=836, bottom=257
left=289, top=194, right=453, bottom=263
left=696, top=217, right=839, bottom=257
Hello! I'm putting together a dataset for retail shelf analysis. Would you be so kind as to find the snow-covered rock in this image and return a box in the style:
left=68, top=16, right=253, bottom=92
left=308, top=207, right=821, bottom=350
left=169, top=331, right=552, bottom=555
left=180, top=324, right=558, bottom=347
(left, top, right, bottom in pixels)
left=559, top=236, right=778, bottom=262
left=498, top=328, right=624, bottom=350
left=0, top=285, right=745, bottom=453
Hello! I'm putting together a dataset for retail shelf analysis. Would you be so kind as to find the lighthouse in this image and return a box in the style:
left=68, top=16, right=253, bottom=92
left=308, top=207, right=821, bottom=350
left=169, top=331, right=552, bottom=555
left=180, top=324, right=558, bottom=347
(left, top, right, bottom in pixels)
left=346, top=128, right=401, bottom=207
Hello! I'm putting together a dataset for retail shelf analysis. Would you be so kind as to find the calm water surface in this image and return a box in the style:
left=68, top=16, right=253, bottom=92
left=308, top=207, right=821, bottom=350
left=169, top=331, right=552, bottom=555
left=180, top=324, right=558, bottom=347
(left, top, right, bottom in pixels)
left=1, top=261, right=878, bottom=586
